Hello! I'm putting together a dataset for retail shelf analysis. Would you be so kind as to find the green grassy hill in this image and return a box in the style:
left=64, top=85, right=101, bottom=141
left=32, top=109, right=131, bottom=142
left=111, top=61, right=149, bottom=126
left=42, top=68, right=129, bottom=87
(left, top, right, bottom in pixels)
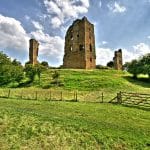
left=2, top=69, right=149, bottom=102
left=34, top=69, right=149, bottom=92
left=35, top=69, right=150, bottom=93
left=0, top=98, right=150, bottom=149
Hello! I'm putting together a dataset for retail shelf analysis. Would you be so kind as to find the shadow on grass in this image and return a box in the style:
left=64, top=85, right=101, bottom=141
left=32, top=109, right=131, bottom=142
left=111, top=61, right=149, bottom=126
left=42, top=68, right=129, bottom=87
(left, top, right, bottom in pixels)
left=123, top=104, right=150, bottom=111
left=18, top=80, right=33, bottom=87
left=111, top=103, right=150, bottom=111
left=123, top=76, right=150, bottom=88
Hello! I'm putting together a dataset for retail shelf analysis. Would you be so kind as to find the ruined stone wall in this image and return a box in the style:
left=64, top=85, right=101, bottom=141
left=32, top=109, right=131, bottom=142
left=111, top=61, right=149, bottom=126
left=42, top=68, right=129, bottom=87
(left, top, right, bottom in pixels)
left=63, top=17, right=96, bottom=69
left=113, top=49, right=123, bottom=70
left=29, top=39, right=39, bottom=65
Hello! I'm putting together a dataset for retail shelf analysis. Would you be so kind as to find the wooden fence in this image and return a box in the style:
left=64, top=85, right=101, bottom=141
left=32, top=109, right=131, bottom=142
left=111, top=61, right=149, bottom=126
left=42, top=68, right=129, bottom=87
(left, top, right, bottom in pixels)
left=0, top=89, right=104, bottom=103
left=109, top=91, right=150, bottom=110
left=1, top=89, right=149, bottom=109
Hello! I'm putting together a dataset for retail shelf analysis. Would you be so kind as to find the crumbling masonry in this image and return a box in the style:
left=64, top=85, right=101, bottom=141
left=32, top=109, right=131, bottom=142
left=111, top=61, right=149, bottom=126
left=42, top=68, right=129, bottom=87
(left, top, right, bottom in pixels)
left=29, top=39, right=39, bottom=65
left=63, top=17, right=96, bottom=69
left=113, top=49, right=123, bottom=70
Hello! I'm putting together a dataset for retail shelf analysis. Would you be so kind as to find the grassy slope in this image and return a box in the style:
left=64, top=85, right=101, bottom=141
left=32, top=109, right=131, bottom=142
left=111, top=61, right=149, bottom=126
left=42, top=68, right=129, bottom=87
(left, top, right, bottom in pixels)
left=2, top=69, right=149, bottom=102
left=41, top=69, right=150, bottom=95
left=0, top=98, right=150, bottom=149
left=4, top=69, right=150, bottom=93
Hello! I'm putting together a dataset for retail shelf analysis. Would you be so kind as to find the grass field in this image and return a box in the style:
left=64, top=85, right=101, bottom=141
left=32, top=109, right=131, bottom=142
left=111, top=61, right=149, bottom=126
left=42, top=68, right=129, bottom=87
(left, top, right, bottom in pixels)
left=2, top=69, right=149, bottom=102
left=0, top=69, right=150, bottom=149
left=0, top=98, right=150, bottom=149
left=40, top=69, right=150, bottom=92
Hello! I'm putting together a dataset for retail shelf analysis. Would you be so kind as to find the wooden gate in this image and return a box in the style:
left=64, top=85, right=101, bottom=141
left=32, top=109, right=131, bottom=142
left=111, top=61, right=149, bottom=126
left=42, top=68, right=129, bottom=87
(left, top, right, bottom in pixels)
left=109, top=92, right=150, bottom=110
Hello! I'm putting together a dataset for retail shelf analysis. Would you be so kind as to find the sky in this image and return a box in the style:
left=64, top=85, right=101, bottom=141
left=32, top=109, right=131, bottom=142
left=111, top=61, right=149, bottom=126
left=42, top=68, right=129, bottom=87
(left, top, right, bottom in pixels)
left=0, top=0, right=150, bottom=66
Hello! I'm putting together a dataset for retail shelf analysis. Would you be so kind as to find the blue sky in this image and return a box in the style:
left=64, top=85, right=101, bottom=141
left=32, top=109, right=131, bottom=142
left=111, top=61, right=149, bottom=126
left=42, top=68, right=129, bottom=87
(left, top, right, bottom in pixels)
left=0, top=0, right=150, bottom=66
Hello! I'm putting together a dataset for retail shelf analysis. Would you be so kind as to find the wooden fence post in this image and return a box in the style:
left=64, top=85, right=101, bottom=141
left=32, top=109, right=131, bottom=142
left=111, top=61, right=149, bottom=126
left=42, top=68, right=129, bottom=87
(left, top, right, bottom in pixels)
left=75, top=91, right=78, bottom=102
left=74, top=91, right=76, bottom=101
left=35, top=91, right=38, bottom=100
left=60, top=91, right=63, bottom=101
left=76, top=91, right=78, bottom=102
left=101, top=92, right=104, bottom=103
left=8, top=89, right=11, bottom=98
left=117, top=91, right=122, bottom=104
left=49, top=90, right=51, bottom=101
left=20, top=90, right=23, bottom=99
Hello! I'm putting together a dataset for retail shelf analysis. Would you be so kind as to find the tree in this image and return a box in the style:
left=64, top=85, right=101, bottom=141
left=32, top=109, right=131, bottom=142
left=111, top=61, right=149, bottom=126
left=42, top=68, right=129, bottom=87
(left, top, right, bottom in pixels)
left=0, top=52, right=24, bottom=85
left=140, top=53, right=150, bottom=79
left=41, top=61, right=49, bottom=68
left=107, top=61, right=114, bottom=68
left=12, top=59, right=22, bottom=66
left=125, top=60, right=142, bottom=79
left=34, top=64, right=45, bottom=84
left=0, top=51, right=11, bottom=65
left=52, top=71, right=60, bottom=86
left=24, top=64, right=36, bottom=82
left=0, top=65, right=23, bottom=85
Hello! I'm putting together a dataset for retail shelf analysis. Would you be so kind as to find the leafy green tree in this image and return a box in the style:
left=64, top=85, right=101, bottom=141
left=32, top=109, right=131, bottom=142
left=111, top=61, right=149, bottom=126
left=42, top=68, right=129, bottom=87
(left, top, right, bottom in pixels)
left=107, top=61, right=114, bottom=68
left=126, top=59, right=141, bottom=79
left=41, top=61, right=49, bottom=68
left=0, top=52, right=24, bottom=85
left=0, top=51, right=11, bottom=65
left=0, top=65, right=12, bottom=85
left=52, top=71, right=60, bottom=85
left=34, top=64, right=45, bottom=84
left=12, top=59, right=22, bottom=66
left=0, top=65, right=23, bottom=85
left=24, top=64, right=36, bottom=82
left=10, top=65, right=24, bottom=83
left=140, top=53, right=150, bottom=79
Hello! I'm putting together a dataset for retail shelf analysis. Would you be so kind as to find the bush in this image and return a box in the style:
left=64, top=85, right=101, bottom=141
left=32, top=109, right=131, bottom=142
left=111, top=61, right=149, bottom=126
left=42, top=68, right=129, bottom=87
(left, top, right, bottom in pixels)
left=0, top=52, right=24, bottom=85
left=96, top=65, right=109, bottom=69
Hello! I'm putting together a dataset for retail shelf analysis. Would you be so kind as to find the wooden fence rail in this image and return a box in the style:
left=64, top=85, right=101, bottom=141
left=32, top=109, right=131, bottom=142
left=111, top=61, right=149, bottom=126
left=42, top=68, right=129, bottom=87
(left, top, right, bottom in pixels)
left=0, top=89, right=104, bottom=103
left=109, top=91, right=150, bottom=110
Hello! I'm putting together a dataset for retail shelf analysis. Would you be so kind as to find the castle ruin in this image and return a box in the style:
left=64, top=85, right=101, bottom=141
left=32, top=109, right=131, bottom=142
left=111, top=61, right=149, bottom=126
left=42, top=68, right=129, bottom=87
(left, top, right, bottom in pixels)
left=29, top=39, right=39, bottom=65
left=63, top=17, right=96, bottom=69
left=113, top=49, right=123, bottom=70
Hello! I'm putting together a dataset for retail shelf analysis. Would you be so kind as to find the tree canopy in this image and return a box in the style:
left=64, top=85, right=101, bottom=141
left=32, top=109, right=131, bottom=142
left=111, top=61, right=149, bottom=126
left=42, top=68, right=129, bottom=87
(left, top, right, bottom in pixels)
left=125, top=53, right=150, bottom=79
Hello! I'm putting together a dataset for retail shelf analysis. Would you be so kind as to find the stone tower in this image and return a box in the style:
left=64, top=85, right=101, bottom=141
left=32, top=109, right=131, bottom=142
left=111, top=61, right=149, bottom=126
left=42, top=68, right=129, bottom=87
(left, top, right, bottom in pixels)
left=29, top=39, right=39, bottom=65
left=63, top=17, right=96, bottom=69
left=113, top=49, right=123, bottom=70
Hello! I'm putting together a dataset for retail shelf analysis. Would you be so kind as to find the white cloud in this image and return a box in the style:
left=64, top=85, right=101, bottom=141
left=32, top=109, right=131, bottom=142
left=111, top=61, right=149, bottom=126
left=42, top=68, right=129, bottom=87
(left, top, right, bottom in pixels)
left=147, top=36, right=150, bottom=39
left=107, top=2, right=126, bottom=13
left=122, top=48, right=134, bottom=63
left=32, top=20, right=43, bottom=30
left=102, top=41, right=108, bottom=45
left=99, top=1, right=102, bottom=8
left=96, top=47, right=136, bottom=66
left=43, top=0, right=90, bottom=28
left=98, top=41, right=108, bottom=47
left=30, top=29, right=64, bottom=66
left=96, top=47, right=114, bottom=65
left=0, top=14, right=64, bottom=66
left=133, top=43, right=150, bottom=57
left=122, top=43, right=150, bottom=63
left=25, top=15, right=30, bottom=21
left=51, top=17, right=62, bottom=28
left=96, top=42, right=150, bottom=66
left=0, top=14, right=29, bottom=51
left=80, top=0, right=89, bottom=8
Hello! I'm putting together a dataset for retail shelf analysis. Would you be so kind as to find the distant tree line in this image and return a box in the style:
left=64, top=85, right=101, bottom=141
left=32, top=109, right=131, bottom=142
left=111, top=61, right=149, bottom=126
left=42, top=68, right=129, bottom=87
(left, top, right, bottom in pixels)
left=124, top=53, right=150, bottom=79
left=0, top=51, right=62, bottom=87
left=0, top=51, right=48, bottom=86
left=0, top=52, right=24, bottom=85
